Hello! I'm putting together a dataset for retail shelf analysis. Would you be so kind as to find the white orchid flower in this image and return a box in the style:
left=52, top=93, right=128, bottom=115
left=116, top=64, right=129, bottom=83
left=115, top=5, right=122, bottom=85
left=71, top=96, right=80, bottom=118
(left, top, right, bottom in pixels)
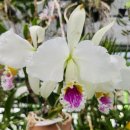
left=26, top=5, right=115, bottom=111
left=110, top=55, right=130, bottom=91
left=27, top=5, right=115, bottom=84
left=85, top=55, right=126, bottom=98
left=84, top=54, right=130, bottom=114
left=0, top=25, right=46, bottom=95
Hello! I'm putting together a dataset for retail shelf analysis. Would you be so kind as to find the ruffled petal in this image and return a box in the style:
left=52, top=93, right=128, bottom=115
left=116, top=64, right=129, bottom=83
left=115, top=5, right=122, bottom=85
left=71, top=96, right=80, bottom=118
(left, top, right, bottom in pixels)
left=27, top=37, right=69, bottom=82
left=110, top=55, right=126, bottom=69
left=115, top=67, right=130, bottom=90
left=0, top=30, right=33, bottom=68
left=67, top=5, right=85, bottom=50
left=60, top=82, right=86, bottom=112
left=73, top=40, right=116, bottom=83
left=29, top=26, right=46, bottom=48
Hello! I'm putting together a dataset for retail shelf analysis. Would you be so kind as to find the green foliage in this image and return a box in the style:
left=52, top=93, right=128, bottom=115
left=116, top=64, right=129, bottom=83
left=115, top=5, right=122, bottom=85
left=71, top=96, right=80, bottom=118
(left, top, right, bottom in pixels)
left=0, top=23, right=7, bottom=34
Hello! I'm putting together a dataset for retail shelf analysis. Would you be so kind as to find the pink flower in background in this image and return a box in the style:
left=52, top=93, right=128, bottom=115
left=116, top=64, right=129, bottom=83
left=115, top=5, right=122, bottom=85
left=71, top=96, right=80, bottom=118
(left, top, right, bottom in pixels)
left=98, top=95, right=113, bottom=114
left=1, top=67, right=17, bottom=91
left=1, top=72, right=14, bottom=91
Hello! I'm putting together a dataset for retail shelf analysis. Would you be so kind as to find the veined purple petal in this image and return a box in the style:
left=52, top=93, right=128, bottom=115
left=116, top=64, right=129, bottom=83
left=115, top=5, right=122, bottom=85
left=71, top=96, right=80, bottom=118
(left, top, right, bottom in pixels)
left=64, top=85, right=83, bottom=108
left=99, top=96, right=112, bottom=105
left=60, top=82, right=86, bottom=112
left=1, top=72, right=14, bottom=91
left=97, top=94, right=113, bottom=114
left=98, top=104, right=110, bottom=114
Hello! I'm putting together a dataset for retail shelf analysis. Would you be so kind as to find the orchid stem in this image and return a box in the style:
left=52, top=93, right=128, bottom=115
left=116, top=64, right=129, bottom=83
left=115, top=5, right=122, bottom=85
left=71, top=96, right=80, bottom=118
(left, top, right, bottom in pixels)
left=23, top=68, right=39, bottom=104
left=87, top=115, right=93, bottom=130
left=54, top=0, right=65, bottom=38
left=34, top=0, right=37, bottom=17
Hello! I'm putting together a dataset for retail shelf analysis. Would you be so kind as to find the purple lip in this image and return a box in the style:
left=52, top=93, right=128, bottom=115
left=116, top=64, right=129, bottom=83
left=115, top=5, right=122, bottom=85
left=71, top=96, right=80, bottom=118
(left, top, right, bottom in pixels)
left=64, top=85, right=83, bottom=108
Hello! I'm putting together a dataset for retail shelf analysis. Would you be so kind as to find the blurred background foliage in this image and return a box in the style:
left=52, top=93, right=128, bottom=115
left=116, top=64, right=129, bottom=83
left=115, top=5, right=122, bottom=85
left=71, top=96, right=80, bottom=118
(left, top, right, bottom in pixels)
left=0, top=0, right=130, bottom=130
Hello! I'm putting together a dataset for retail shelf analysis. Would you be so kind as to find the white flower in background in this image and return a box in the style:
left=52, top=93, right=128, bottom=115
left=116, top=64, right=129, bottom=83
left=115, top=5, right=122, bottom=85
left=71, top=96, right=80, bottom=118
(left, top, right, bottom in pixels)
left=0, top=26, right=46, bottom=94
left=0, top=26, right=45, bottom=68
left=110, top=55, right=130, bottom=91
left=84, top=54, right=130, bottom=114
left=60, top=82, right=86, bottom=112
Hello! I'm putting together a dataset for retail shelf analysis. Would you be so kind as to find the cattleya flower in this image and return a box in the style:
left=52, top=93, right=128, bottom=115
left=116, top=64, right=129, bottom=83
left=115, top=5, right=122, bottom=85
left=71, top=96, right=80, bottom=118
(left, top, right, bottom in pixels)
left=86, top=54, right=130, bottom=114
left=0, top=5, right=117, bottom=111
left=0, top=5, right=115, bottom=111
left=0, top=26, right=46, bottom=94
left=27, top=5, right=115, bottom=85
left=60, top=82, right=86, bottom=112
left=1, top=66, right=17, bottom=91
left=95, top=92, right=113, bottom=114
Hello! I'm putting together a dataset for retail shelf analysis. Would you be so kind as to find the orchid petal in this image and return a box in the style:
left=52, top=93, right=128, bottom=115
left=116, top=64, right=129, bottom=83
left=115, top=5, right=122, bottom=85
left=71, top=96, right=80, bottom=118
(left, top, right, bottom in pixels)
left=15, top=86, right=28, bottom=98
left=115, top=67, right=130, bottom=90
left=29, top=26, right=46, bottom=48
left=109, top=55, right=127, bottom=81
left=28, top=76, right=40, bottom=95
left=73, top=40, right=116, bottom=83
left=67, top=5, right=85, bottom=50
left=92, top=21, right=115, bottom=45
left=40, top=81, right=57, bottom=98
left=0, top=30, right=33, bottom=68
left=27, top=37, right=69, bottom=82
left=110, top=55, right=126, bottom=69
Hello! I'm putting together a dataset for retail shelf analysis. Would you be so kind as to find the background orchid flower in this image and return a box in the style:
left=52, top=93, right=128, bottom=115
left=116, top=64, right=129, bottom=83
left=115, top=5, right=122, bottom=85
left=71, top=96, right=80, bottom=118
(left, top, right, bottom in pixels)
left=27, top=5, right=115, bottom=85
left=1, top=66, right=17, bottom=91
left=83, top=54, right=130, bottom=113
left=0, top=26, right=45, bottom=94
left=110, top=55, right=130, bottom=91
left=0, top=26, right=45, bottom=68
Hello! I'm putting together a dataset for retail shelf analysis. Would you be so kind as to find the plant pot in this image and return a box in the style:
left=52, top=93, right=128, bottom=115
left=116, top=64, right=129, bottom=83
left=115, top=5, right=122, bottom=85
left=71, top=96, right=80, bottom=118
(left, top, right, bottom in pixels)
left=27, top=112, right=73, bottom=130
left=118, top=8, right=126, bottom=18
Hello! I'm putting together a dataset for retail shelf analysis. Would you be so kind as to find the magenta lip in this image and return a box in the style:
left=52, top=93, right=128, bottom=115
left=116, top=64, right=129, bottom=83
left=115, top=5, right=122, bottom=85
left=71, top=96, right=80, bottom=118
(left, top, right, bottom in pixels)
left=99, top=96, right=112, bottom=105
left=64, top=85, right=83, bottom=108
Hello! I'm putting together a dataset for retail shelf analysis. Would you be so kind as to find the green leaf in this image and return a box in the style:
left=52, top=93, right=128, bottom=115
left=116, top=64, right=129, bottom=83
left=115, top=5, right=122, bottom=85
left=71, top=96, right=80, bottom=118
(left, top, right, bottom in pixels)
left=23, top=24, right=29, bottom=39
left=3, top=90, right=16, bottom=121
left=48, top=92, right=59, bottom=106
left=0, top=23, right=7, bottom=34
